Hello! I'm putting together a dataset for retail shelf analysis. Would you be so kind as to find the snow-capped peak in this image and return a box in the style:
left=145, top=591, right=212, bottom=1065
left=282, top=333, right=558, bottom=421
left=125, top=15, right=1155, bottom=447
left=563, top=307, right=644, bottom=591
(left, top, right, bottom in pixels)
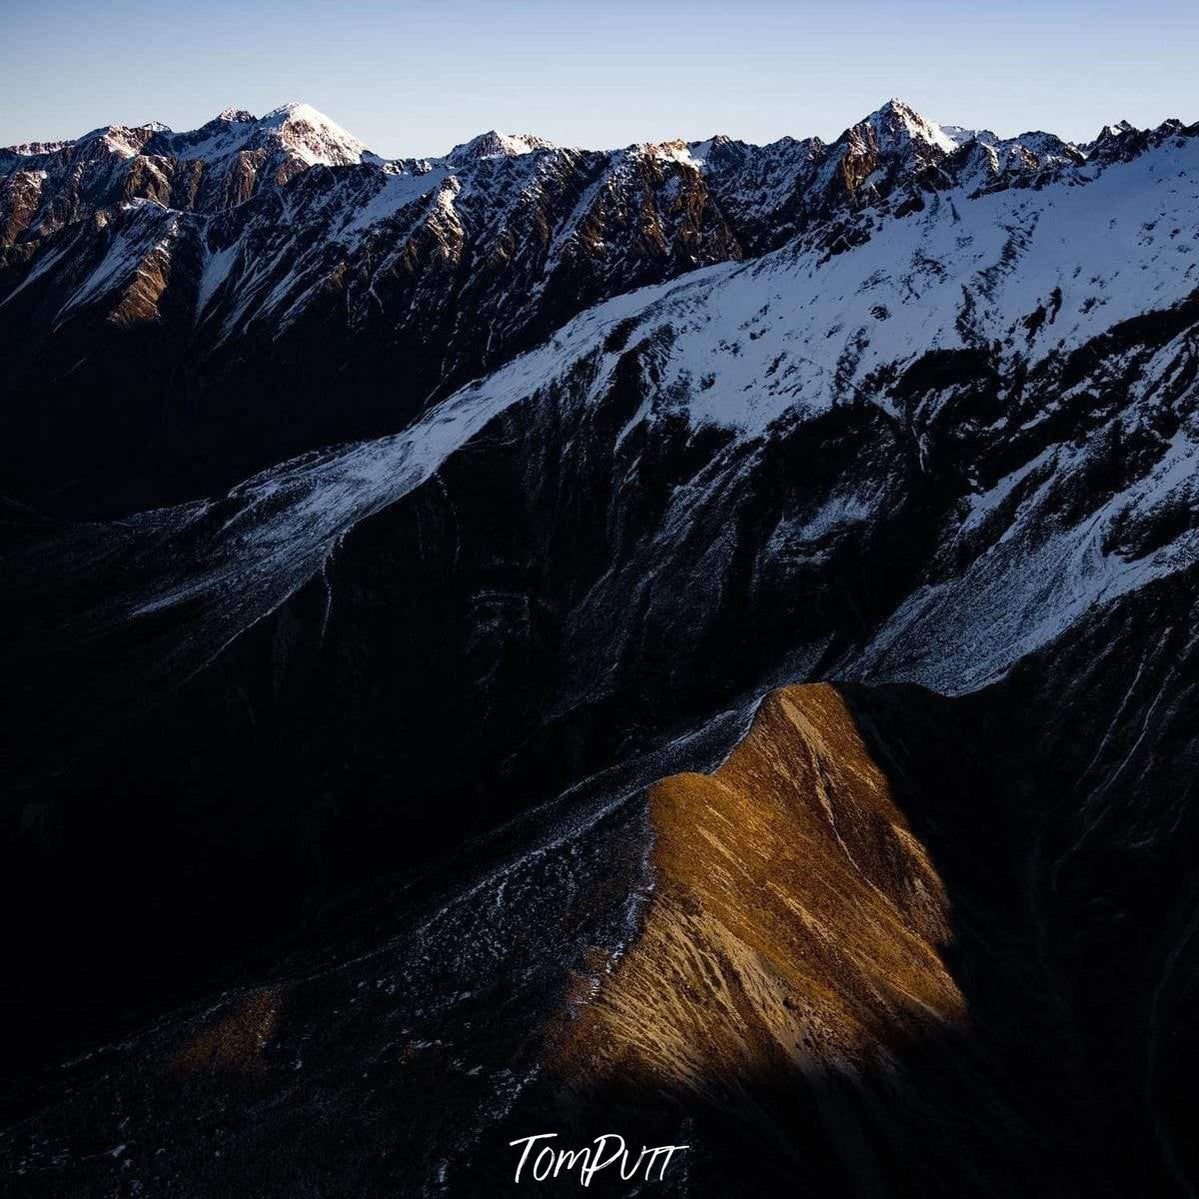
left=257, top=102, right=377, bottom=167
left=862, top=98, right=958, bottom=156
left=214, top=108, right=256, bottom=124
left=446, top=131, right=556, bottom=164
left=1095, top=119, right=1136, bottom=142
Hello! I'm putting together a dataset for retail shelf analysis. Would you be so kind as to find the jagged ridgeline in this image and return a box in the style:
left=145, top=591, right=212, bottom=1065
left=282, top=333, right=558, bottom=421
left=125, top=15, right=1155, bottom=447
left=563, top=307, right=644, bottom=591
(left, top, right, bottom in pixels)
left=2, top=100, right=1199, bottom=1198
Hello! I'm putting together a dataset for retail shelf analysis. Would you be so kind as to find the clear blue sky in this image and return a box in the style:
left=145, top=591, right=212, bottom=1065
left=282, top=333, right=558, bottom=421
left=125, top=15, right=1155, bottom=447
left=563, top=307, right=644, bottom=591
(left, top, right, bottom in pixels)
left=2, top=0, right=1197, bottom=155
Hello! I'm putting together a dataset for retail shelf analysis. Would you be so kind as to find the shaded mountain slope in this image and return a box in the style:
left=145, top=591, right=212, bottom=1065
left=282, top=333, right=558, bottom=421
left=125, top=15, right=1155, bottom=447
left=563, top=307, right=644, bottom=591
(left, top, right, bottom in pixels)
left=6, top=597, right=1197, bottom=1196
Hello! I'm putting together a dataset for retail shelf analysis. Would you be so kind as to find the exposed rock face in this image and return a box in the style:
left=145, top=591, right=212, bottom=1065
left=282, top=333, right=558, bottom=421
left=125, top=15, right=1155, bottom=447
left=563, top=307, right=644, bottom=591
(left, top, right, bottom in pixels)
left=2, top=99, right=1199, bottom=1198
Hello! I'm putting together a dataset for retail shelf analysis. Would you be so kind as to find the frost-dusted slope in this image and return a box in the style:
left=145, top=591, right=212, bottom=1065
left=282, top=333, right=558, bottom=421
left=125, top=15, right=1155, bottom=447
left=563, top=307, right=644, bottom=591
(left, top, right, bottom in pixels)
left=6, top=303, right=613, bottom=769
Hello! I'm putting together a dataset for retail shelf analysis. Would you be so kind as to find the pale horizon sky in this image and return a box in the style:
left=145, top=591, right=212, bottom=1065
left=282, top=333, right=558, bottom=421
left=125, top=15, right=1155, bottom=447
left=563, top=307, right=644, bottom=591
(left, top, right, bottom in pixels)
left=2, top=0, right=1197, bottom=157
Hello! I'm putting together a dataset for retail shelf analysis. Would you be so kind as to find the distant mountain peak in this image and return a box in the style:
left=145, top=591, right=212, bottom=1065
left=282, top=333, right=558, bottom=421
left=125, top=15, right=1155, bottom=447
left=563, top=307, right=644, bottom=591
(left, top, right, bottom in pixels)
left=1095, top=119, right=1136, bottom=141
left=446, top=130, right=557, bottom=163
left=255, top=102, right=377, bottom=166
left=260, top=101, right=330, bottom=124
left=861, top=98, right=957, bottom=155
left=214, top=108, right=256, bottom=124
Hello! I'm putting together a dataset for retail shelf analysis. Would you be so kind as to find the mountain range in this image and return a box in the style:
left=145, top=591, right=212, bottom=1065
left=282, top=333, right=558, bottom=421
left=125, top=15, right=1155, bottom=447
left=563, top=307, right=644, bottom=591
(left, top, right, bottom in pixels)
left=1, top=97, right=1171, bottom=511
left=2, top=99, right=1198, bottom=1197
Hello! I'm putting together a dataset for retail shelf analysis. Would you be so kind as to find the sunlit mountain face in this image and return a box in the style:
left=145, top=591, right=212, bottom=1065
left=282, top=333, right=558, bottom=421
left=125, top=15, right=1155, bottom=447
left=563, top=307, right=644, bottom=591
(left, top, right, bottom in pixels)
left=3, top=99, right=1199, bottom=1197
